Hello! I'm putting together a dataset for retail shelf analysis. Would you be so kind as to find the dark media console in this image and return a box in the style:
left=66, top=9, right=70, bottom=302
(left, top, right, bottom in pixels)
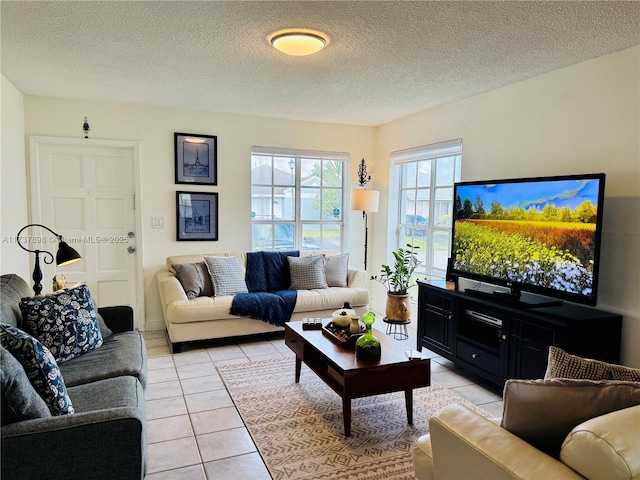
left=417, top=280, right=622, bottom=387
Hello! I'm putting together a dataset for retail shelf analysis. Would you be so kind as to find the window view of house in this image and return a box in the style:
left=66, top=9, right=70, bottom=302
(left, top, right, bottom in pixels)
left=393, top=140, right=462, bottom=284
left=251, top=148, right=347, bottom=252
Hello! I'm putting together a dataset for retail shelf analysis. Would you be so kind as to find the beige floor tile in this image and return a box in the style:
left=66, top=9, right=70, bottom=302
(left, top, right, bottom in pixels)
left=207, top=344, right=248, bottom=362
left=148, top=366, right=179, bottom=384
left=148, top=414, right=194, bottom=444
left=148, top=345, right=172, bottom=357
left=480, top=400, right=504, bottom=418
left=246, top=352, right=286, bottom=362
left=180, top=374, right=224, bottom=395
left=451, top=383, right=502, bottom=406
left=190, top=406, right=244, bottom=436
left=144, top=464, right=206, bottom=480
left=146, top=396, right=188, bottom=420
left=177, top=362, right=216, bottom=380
left=147, top=436, right=202, bottom=474
left=196, top=427, right=256, bottom=463
left=212, top=356, right=251, bottom=367
left=203, top=452, right=270, bottom=480
left=145, top=380, right=183, bottom=401
left=146, top=336, right=170, bottom=349
left=239, top=340, right=280, bottom=356
left=185, top=389, right=234, bottom=414
left=142, top=330, right=166, bottom=340
left=147, top=355, right=175, bottom=371
left=173, top=350, right=213, bottom=367
left=431, top=369, right=476, bottom=389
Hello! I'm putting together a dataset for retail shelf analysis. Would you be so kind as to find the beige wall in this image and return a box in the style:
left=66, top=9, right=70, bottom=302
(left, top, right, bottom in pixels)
left=1, top=75, right=29, bottom=280
left=19, top=98, right=376, bottom=329
left=374, top=46, right=640, bottom=367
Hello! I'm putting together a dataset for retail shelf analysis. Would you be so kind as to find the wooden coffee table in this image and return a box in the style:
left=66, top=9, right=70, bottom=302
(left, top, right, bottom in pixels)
left=284, top=321, right=431, bottom=436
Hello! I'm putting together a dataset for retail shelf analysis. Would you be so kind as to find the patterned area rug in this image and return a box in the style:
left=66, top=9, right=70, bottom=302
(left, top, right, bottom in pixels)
left=218, top=357, right=489, bottom=480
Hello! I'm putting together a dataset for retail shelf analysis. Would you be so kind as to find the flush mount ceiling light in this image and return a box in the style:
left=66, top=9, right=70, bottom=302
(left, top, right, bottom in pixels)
left=269, top=29, right=329, bottom=56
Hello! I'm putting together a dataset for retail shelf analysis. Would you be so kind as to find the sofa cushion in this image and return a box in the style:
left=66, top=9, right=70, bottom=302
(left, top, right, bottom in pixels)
left=325, top=253, right=349, bottom=287
left=172, top=262, right=214, bottom=299
left=59, top=331, right=147, bottom=388
left=67, top=375, right=145, bottom=413
left=0, top=323, right=75, bottom=416
left=0, top=345, right=51, bottom=424
left=560, top=405, right=640, bottom=480
left=20, top=284, right=103, bottom=363
left=501, top=378, right=640, bottom=458
left=288, top=255, right=327, bottom=290
left=545, top=346, right=640, bottom=382
left=204, top=256, right=248, bottom=296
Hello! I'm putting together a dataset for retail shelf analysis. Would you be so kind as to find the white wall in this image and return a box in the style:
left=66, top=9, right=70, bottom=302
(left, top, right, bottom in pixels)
left=1, top=75, right=29, bottom=280
left=19, top=99, right=376, bottom=328
left=375, top=46, right=640, bottom=367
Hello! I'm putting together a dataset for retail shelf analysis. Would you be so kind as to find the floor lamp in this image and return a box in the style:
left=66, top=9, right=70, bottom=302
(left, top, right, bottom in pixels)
left=351, top=189, right=379, bottom=271
left=16, top=224, right=82, bottom=295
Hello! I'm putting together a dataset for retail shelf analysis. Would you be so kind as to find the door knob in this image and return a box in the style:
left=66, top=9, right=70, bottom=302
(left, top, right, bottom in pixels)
left=127, top=246, right=136, bottom=254
left=128, top=231, right=135, bottom=238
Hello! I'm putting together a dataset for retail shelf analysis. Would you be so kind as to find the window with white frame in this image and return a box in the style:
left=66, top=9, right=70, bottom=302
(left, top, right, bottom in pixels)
left=251, top=147, right=347, bottom=252
left=392, top=139, right=462, bottom=285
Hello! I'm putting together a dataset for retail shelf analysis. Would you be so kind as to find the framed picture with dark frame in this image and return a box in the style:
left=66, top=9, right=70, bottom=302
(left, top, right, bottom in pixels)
left=176, top=191, right=219, bottom=241
left=175, top=133, right=217, bottom=185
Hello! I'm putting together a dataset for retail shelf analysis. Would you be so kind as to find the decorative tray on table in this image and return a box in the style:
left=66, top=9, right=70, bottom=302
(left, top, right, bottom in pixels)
left=322, top=322, right=365, bottom=346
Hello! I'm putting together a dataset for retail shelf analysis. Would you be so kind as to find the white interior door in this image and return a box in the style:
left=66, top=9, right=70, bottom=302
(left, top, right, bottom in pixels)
left=29, top=136, right=144, bottom=329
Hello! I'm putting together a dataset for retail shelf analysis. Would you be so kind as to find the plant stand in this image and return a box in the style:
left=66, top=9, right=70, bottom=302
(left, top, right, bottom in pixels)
left=383, top=317, right=410, bottom=340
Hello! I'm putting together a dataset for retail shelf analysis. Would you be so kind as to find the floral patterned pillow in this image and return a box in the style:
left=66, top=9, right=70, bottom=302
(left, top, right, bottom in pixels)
left=20, top=284, right=103, bottom=363
left=0, top=323, right=74, bottom=416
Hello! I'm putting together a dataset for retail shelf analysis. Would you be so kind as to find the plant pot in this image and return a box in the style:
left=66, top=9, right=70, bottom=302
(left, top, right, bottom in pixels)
left=386, top=293, right=411, bottom=321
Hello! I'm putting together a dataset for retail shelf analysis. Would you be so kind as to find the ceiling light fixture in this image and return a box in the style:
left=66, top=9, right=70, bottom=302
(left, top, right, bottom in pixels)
left=269, top=29, right=329, bottom=56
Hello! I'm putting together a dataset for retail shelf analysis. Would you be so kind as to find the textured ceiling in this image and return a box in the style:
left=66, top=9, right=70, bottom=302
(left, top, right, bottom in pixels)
left=2, top=1, right=639, bottom=126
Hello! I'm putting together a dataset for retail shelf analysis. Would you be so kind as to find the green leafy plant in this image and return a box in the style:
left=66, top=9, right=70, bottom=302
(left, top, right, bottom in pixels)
left=371, top=244, right=421, bottom=295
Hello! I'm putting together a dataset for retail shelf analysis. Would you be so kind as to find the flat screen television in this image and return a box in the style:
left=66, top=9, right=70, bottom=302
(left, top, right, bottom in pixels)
left=450, top=173, right=606, bottom=307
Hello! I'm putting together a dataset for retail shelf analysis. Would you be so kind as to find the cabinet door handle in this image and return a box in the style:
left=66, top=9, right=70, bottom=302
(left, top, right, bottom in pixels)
left=502, top=335, right=507, bottom=340
left=472, top=353, right=479, bottom=359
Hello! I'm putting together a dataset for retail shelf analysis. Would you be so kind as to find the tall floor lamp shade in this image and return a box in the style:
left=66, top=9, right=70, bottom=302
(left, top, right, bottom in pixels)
left=351, top=189, right=380, bottom=270
left=16, top=224, right=82, bottom=295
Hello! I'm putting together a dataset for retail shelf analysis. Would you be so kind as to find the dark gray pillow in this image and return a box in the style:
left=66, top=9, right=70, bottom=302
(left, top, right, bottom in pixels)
left=172, top=262, right=214, bottom=299
left=325, top=253, right=349, bottom=287
left=1, top=346, right=52, bottom=424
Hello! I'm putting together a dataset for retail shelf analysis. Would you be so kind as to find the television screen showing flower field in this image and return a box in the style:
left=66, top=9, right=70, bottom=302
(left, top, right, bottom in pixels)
left=452, top=178, right=602, bottom=296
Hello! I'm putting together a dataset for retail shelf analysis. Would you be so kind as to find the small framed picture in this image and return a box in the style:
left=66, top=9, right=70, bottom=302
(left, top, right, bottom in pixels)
left=176, top=191, right=218, bottom=241
left=175, top=133, right=217, bottom=185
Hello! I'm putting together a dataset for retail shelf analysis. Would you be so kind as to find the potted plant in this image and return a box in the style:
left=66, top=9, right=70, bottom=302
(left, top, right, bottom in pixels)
left=371, top=244, right=421, bottom=321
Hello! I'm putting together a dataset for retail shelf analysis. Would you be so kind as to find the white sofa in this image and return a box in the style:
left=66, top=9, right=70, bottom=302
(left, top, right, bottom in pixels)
left=157, top=251, right=370, bottom=352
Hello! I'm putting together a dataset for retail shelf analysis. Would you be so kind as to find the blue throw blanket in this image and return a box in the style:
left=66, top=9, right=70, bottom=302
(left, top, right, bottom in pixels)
left=230, top=290, right=298, bottom=327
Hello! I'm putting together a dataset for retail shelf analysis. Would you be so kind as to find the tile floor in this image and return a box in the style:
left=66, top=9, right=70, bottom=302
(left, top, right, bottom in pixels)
left=141, top=324, right=504, bottom=479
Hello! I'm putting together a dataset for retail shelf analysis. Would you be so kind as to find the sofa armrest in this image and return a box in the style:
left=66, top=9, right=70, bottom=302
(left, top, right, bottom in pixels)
left=157, top=270, right=189, bottom=304
left=1, top=407, right=146, bottom=480
left=347, top=267, right=368, bottom=288
left=428, top=404, right=584, bottom=480
left=98, top=305, right=134, bottom=333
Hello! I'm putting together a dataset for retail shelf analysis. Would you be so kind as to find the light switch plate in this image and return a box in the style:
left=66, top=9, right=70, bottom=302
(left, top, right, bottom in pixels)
left=151, top=217, right=164, bottom=229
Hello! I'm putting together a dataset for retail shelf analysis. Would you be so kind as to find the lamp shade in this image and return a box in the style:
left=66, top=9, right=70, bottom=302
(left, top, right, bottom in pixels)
left=351, top=189, right=380, bottom=213
left=56, top=241, right=82, bottom=267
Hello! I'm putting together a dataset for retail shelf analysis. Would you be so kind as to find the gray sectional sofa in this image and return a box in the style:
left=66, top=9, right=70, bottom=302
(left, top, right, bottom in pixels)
left=1, top=274, right=148, bottom=480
